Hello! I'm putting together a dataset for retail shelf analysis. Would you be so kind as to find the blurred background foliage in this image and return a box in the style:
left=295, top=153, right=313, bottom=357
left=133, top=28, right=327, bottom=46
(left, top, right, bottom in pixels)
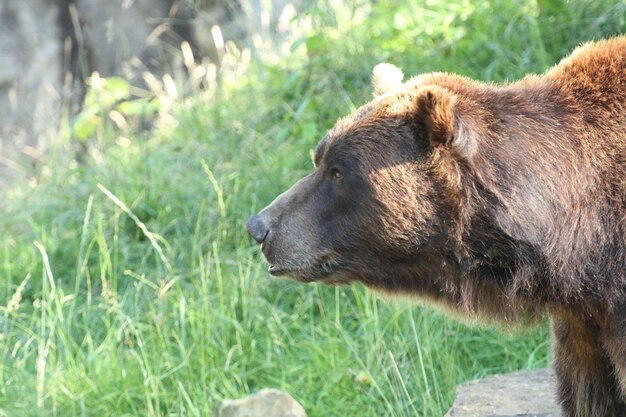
left=0, top=1, right=624, bottom=416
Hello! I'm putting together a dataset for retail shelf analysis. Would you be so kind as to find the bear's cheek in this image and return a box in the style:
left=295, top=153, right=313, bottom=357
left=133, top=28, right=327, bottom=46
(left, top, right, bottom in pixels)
left=366, top=166, right=438, bottom=245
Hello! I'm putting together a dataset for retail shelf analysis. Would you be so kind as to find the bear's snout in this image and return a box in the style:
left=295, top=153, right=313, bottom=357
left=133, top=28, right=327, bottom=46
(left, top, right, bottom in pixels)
left=246, top=214, right=269, bottom=244
left=246, top=172, right=352, bottom=282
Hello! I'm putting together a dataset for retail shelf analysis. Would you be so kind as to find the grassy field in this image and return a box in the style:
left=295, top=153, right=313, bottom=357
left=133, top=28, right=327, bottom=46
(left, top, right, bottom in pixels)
left=1, top=1, right=624, bottom=416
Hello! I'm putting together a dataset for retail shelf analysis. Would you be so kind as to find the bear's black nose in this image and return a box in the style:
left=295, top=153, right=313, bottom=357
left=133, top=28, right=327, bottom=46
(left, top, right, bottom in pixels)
left=246, top=215, right=269, bottom=244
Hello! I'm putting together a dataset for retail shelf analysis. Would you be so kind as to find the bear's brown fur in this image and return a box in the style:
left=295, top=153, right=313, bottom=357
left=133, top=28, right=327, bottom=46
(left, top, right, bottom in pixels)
left=246, top=36, right=626, bottom=416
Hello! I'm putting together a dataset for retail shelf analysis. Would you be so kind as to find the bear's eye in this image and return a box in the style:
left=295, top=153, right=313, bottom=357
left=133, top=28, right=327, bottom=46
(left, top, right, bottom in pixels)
left=329, top=168, right=343, bottom=180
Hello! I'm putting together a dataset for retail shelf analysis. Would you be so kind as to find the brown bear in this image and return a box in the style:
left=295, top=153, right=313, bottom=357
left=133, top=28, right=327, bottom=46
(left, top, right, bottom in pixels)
left=246, top=36, right=626, bottom=417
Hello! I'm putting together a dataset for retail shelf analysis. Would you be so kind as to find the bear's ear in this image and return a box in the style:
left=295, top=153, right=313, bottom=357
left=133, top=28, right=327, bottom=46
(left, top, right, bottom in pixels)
left=372, top=63, right=404, bottom=97
left=415, top=85, right=475, bottom=159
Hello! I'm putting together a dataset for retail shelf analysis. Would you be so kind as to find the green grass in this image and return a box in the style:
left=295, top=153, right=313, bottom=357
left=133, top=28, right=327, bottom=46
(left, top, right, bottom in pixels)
left=1, top=0, right=624, bottom=416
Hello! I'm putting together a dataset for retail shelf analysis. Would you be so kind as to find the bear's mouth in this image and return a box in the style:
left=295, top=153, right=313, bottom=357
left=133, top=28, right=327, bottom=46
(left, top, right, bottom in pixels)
left=269, top=265, right=353, bottom=285
left=267, top=265, right=298, bottom=276
left=266, top=253, right=352, bottom=284
left=267, top=264, right=332, bottom=282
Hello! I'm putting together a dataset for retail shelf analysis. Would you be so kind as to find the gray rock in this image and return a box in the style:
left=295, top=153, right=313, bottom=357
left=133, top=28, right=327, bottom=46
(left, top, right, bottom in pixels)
left=445, top=369, right=561, bottom=417
left=0, top=0, right=63, bottom=186
left=214, top=388, right=307, bottom=417
left=74, top=0, right=174, bottom=77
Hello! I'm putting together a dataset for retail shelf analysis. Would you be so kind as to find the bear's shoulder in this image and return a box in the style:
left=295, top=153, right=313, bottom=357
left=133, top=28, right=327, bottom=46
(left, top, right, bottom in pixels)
left=555, top=36, right=625, bottom=71
left=546, top=36, right=625, bottom=102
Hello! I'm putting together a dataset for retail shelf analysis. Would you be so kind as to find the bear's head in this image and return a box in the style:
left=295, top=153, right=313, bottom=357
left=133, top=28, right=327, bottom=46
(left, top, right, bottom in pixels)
left=246, top=64, right=479, bottom=290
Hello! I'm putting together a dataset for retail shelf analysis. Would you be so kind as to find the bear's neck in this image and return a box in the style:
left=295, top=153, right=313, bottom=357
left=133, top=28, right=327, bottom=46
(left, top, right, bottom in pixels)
left=454, top=82, right=623, bottom=311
